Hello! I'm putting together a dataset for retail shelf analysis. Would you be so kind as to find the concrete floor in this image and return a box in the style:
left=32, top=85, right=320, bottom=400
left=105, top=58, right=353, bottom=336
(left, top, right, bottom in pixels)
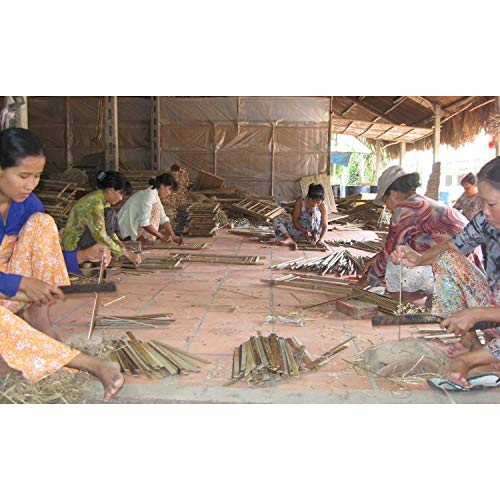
left=48, top=228, right=500, bottom=404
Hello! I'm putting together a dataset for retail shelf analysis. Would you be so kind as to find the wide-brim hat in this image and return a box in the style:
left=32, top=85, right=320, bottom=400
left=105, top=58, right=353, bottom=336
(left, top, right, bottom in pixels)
left=373, top=165, right=408, bottom=206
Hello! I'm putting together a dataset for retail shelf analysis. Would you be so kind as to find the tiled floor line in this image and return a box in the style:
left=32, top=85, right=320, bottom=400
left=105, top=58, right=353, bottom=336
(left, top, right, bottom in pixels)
left=184, top=238, right=245, bottom=351
left=134, top=270, right=183, bottom=315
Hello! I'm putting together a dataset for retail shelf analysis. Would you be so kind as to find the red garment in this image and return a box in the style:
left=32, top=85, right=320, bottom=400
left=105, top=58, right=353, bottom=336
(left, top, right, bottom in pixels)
left=367, top=194, right=469, bottom=286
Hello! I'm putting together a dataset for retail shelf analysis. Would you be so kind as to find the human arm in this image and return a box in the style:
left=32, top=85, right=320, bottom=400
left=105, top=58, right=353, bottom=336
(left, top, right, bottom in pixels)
left=314, top=203, right=329, bottom=245
left=160, top=221, right=183, bottom=245
left=390, top=239, right=456, bottom=267
left=85, top=202, right=125, bottom=259
left=441, top=307, right=500, bottom=335
left=292, top=197, right=312, bottom=239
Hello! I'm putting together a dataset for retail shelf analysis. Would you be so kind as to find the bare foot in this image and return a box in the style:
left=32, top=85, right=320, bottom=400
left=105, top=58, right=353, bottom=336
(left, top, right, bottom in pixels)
left=278, top=238, right=295, bottom=247
left=449, top=357, right=472, bottom=388
left=0, top=356, right=12, bottom=377
left=446, top=331, right=481, bottom=358
left=94, top=360, right=124, bottom=402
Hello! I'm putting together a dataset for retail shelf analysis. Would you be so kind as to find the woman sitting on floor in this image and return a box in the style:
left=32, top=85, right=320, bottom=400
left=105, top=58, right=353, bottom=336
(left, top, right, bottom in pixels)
left=0, top=127, right=123, bottom=401
left=273, top=183, right=328, bottom=249
left=391, top=156, right=500, bottom=389
left=453, top=171, right=482, bottom=221
left=356, top=165, right=471, bottom=301
left=117, top=173, right=183, bottom=246
left=62, top=170, right=142, bottom=266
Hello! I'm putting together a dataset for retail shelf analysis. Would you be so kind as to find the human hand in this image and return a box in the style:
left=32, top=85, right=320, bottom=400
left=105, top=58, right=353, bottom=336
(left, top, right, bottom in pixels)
left=354, top=274, right=369, bottom=289
left=441, top=309, right=479, bottom=336
left=18, top=277, right=64, bottom=306
left=172, top=235, right=183, bottom=245
left=389, top=245, right=421, bottom=267
left=78, top=243, right=112, bottom=267
left=304, top=231, right=313, bottom=241
left=124, top=249, right=143, bottom=265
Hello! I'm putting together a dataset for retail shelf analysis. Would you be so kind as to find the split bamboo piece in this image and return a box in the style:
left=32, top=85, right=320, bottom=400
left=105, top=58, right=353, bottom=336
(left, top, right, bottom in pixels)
left=170, top=253, right=264, bottom=265
left=95, top=313, right=175, bottom=329
left=263, top=274, right=407, bottom=315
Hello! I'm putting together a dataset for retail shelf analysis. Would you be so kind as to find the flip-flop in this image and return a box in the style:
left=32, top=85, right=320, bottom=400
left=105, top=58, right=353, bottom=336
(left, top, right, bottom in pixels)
left=428, top=374, right=500, bottom=392
left=427, top=377, right=468, bottom=392
left=467, top=373, right=500, bottom=389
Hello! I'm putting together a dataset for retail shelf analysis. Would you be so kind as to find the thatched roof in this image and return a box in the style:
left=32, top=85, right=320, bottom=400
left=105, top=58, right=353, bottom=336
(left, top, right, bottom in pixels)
left=332, top=96, right=496, bottom=156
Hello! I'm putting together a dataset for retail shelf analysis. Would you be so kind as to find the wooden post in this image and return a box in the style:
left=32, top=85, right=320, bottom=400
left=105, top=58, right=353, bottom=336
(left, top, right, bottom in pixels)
left=150, top=97, right=160, bottom=170
left=496, top=96, right=500, bottom=157
left=375, top=140, right=382, bottom=178
left=432, top=104, right=441, bottom=164
left=327, top=96, right=333, bottom=177
left=65, top=97, right=73, bottom=169
left=399, top=142, right=406, bottom=167
left=213, top=123, right=217, bottom=176
left=104, top=96, right=119, bottom=171
left=271, top=122, right=276, bottom=196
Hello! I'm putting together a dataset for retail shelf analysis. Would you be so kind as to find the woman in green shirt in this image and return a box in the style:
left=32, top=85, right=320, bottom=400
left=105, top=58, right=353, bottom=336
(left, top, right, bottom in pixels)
left=62, top=171, right=142, bottom=265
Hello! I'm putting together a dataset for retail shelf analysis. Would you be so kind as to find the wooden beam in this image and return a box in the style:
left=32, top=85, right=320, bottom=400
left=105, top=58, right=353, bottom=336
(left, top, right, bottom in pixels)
left=150, top=97, right=160, bottom=170
left=341, top=96, right=399, bottom=125
left=399, top=142, right=406, bottom=167
left=433, top=104, right=441, bottom=164
left=496, top=96, right=500, bottom=157
left=104, top=96, right=119, bottom=171
left=327, top=96, right=333, bottom=176
left=406, top=96, right=436, bottom=113
left=271, top=123, right=276, bottom=196
left=412, top=96, right=480, bottom=127
left=65, top=97, right=73, bottom=169
left=372, top=96, right=407, bottom=123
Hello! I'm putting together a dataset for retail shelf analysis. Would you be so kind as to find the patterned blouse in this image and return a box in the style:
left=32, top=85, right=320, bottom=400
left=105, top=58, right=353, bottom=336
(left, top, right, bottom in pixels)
left=368, top=193, right=468, bottom=286
left=453, top=211, right=500, bottom=291
left=453, top=192, right=482, bottom=221
left=61, top=190, right=125, bottom=258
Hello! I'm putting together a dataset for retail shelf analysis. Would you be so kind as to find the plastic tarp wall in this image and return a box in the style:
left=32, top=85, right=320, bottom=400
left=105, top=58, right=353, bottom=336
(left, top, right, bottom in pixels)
left=28, top=97, right=151, bottom=177
left=159, top=97, right=330, bottom=200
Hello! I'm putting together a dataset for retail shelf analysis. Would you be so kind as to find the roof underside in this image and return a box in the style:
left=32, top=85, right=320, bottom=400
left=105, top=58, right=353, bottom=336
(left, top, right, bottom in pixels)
left=332, top=96, right=496, bottom=155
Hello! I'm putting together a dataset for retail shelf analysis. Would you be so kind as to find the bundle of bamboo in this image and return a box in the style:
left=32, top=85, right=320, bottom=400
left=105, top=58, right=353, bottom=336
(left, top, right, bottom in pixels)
left=229, top=333, right=355, bottom=386
left=110, top=332, right=210, bottom=378
left=34, top=179, right=80, bottom=228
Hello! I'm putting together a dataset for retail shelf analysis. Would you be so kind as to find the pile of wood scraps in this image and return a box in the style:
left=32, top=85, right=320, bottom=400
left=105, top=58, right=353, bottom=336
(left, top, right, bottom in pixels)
left=263, top=274, right=407, bottom=315
left=326, top=238, right=384, bottom=254
left=95, top=313, right=174, bottom=329
left=170, top=253, right=264, bottom=265
left=185, top=200, right=222, bottom=236
left=151, top=241, right=208, bottom=250
left=109, top=332, right=210, bottom=378
left=120, top=258, right=183, bottom=270
left=336, top=202, right=387, bottom=230
left=228, top=227, right=274, bottom=238
left=231, top=198, right=284, bottom=223
left=191, top=170, right=224, bottom=191
left=271, top=250, right=369, bottom=276
left=229, top=333, right=355, bottom=386
left=34, top=179, right=80, bottom=228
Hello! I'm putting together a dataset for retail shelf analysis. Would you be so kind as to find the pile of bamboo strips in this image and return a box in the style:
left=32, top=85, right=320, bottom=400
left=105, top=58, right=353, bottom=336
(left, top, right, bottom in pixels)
left=272, top=250, right=368, bottom=276
left=263, top=274, right=405, bottom=315
left=109, top=332, right=210, bottom=378
left=326, top=239, right=384, bottom=254
left=230, top=333, right=355, bottom=386
left=95, top=313, right=174, bottom=329
left=34, top=179, right=80, bottom=228
left=185, top=200, right=221, bottom=236
left=170, top=253, right=264, bottom=265
left=120, top=258, right=183, bottom=270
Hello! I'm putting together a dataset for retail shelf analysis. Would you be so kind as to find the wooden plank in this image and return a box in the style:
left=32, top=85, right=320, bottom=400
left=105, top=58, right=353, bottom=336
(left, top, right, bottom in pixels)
left=192, top=170, right=225, bottom=191
left=299, top=172, right=337, bottom=214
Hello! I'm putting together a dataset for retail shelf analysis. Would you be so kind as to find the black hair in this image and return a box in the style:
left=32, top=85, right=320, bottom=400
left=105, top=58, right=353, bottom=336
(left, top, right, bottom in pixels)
left=148, top=173, right=178, bottom=191
left=307, top=183, right=325, bottom=201
left=384, top=173, right=421, bottom=197
left=477, top=156, right=500, bottom=191
left=96, top=170, right=132, bottom=195
left=0, top=127, right=45, bottom=169
left=460, top=172, right=477, bottom=186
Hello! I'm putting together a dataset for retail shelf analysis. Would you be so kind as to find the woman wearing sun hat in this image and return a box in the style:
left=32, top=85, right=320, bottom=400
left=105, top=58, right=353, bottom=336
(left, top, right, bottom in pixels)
left=356, top=165, right=471, bottom=298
